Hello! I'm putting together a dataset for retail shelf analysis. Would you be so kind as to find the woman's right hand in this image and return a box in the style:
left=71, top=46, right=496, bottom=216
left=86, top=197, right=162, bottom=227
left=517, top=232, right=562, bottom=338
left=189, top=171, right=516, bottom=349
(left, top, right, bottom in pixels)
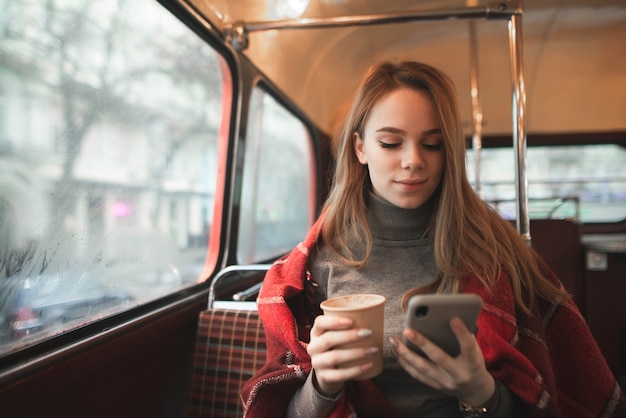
left=306, top=315, right=380, bottom=396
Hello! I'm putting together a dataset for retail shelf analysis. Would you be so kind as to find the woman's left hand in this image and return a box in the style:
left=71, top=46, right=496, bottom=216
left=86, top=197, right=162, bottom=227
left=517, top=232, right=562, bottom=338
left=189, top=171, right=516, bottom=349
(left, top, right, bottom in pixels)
left=390, top=317, right=495, bottom=407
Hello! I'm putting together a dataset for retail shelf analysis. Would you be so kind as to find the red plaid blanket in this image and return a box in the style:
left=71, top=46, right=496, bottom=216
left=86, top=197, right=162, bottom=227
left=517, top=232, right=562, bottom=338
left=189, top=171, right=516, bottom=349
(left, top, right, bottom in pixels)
left=241, top=216, right=626, bottom=417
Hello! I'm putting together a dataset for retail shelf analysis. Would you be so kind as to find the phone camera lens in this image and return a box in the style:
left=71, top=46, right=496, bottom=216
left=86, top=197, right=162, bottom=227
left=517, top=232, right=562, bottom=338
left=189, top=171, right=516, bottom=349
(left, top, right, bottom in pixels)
left=414, top=306, right=428, bottom=318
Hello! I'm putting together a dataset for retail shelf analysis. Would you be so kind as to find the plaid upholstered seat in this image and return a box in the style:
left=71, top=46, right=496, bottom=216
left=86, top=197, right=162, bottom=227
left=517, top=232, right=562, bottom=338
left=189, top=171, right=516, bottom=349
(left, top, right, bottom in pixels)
left=188, top=265, right=269, bottom=418
left=188, top=309, right=266, bottom=418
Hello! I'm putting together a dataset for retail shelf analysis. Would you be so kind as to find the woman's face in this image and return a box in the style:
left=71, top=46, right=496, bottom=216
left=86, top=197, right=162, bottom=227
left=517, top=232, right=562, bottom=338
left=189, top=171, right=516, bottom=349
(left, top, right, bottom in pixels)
left=354, top=87, right=444, bottom=210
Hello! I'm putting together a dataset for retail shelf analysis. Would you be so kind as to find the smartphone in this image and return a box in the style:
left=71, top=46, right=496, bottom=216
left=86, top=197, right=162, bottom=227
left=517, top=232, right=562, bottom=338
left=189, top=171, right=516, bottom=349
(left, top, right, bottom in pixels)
left=404, top=294, right=483, bottom=358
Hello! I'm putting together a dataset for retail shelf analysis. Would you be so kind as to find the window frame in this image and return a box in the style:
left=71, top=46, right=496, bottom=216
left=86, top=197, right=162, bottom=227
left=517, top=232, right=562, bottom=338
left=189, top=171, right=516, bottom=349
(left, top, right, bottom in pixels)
left=467, top=133, right=626, bottom=226
left=236, top=82, right=320, bottom=264
left=223, top=73, right=327, bottom=266
left=0, top=0, right=240, bottom=383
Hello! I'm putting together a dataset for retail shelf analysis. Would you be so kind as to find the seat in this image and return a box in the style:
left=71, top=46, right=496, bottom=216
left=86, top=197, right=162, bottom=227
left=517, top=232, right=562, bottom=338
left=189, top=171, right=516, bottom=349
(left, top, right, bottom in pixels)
left=529, top=219, right=585, bottom=312
left=187, top=265, right=270, bottom=418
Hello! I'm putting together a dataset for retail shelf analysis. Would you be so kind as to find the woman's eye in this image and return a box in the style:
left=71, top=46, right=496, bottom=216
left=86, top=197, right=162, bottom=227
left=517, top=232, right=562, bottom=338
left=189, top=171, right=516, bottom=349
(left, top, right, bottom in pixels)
left=379, top=141, right=400, bottom=149
left=423, top=143, right=443, bottom=151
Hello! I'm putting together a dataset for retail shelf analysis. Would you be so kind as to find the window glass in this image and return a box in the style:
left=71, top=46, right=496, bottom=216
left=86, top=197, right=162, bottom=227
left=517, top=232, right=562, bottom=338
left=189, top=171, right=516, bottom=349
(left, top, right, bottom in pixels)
left=238, top=87, right=315, bottom=263
left=467, top=145, right=626, bottom=222
left=0, top=0, right=226, bottom=353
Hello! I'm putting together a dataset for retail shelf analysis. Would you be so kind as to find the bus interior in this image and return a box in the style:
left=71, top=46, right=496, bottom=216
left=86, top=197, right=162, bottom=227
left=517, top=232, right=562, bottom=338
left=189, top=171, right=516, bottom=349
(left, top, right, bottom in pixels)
left=0, top=0, right=625, bottom=416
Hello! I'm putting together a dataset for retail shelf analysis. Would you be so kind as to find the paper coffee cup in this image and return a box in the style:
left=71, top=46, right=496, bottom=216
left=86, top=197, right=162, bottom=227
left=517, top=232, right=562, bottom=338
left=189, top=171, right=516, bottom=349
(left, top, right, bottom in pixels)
left=320, top=294, right=386, bottom=379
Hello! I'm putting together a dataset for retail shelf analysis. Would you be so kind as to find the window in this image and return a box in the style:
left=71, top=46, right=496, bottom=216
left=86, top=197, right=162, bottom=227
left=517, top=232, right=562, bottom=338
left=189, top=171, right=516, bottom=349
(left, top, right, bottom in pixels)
left=238, top=87, right=315, bottom=263
left=0, top=0, right=228, bottom=354
left=467, top=144, right=626, bottom=223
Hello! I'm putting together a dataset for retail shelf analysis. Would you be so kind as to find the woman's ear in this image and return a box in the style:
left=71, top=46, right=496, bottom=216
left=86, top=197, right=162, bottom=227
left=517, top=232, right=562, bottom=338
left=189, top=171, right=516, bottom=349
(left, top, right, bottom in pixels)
left=353, top=132, right=367, bottom=165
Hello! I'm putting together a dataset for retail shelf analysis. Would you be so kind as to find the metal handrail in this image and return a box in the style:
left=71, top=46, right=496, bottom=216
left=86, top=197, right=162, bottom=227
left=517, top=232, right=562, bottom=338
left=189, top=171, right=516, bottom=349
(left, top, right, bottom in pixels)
left=224, top=0, right=521, bottom=49
left=207, top=264, right=271, bottom=309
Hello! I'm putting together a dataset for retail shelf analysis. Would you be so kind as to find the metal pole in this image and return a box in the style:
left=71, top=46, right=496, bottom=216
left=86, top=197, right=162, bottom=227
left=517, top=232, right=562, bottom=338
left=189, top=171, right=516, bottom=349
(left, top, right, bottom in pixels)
left=469, top=20, right=483, bottom=196
left=508, top=13, right=530, bottom=244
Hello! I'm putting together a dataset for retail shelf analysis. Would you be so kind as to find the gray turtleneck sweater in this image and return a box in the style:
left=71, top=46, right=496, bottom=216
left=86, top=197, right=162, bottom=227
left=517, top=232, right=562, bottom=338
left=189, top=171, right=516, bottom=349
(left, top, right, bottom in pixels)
left=286, top=194, right=525, bottom=417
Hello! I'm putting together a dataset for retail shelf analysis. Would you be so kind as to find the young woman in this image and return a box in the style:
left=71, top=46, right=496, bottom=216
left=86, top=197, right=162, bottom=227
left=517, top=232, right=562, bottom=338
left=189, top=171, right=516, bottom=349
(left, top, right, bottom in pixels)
left=241, top=61, right=626, bottom=417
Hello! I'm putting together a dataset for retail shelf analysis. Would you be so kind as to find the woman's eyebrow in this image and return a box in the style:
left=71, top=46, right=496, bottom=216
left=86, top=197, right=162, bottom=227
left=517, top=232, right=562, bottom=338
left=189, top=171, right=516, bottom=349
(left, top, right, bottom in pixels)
left=375, top=127, right=442, bottom=136
left=423, top=128, right=442, bottom=136
left=375, top=126, right=405, bottom=134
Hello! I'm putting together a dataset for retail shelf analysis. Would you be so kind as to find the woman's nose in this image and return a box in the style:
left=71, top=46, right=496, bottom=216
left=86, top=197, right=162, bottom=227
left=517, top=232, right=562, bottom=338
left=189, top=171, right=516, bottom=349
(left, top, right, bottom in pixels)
left=401, top=146, right=424, bottom=170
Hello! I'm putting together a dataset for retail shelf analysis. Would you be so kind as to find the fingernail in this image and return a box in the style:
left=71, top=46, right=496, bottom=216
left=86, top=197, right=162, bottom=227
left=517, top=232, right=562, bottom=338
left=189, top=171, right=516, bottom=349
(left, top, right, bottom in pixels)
left=360, top=362, right=373, bottom=371
left=403, top=328, right=417, bottom=340
left=357, top=329, right=372, bottom=338
left=388, top=337, right=398, bottom=348
left=365, top=347, right=379, bottom=355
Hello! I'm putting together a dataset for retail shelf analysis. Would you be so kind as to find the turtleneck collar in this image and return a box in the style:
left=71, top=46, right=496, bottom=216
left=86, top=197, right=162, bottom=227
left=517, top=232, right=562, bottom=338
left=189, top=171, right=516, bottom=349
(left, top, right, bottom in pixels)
left=367, top=193, right=434, bottom=241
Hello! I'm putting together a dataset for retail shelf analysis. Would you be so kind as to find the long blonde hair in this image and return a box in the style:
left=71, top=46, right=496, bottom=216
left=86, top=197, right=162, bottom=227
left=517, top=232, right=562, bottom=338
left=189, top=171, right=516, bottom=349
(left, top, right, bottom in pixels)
left=321, top=60, right=568, bottom=314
